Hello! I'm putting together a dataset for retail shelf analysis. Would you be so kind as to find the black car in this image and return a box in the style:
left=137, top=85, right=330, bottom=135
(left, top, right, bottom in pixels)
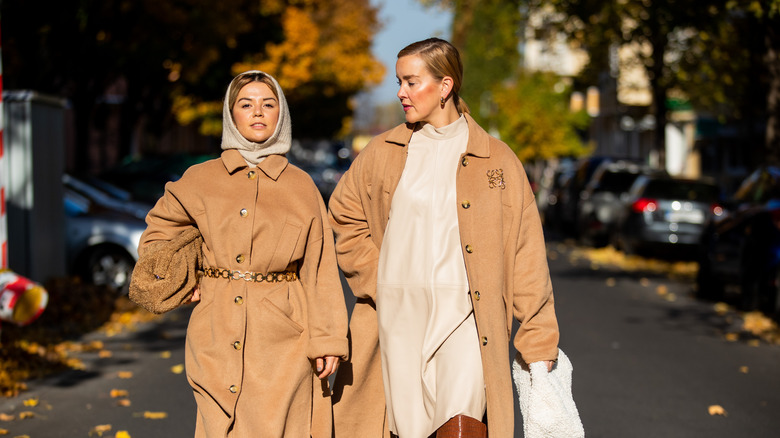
left=613, top=175, right=722, bottom=258
left=576, top=160, right=663, bottom=247
left=696, top=166, right=780, bottom=314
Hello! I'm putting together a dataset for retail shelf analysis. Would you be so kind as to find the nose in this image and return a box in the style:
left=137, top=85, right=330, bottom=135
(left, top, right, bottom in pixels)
left=397, top=86, right=406, bottom=101
left=253, top=106, right=263, bottom=117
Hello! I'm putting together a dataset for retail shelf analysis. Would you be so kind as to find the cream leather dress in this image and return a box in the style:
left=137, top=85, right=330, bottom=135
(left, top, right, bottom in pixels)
left=376, top=115, right=487, bottom=437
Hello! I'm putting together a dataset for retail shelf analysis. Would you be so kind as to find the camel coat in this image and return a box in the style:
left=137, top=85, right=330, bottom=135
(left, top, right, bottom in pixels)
left=139, top=150, right=348, bottom=438
left=328, top=114, right=559, bottom=438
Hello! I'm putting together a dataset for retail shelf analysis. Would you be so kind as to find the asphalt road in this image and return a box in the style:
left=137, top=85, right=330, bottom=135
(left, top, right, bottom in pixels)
left=2, top=238, right=779, bottom=437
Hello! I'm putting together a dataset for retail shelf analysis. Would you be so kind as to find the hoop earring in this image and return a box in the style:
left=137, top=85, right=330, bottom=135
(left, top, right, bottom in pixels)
left=440, top=97, right=445, bottom=109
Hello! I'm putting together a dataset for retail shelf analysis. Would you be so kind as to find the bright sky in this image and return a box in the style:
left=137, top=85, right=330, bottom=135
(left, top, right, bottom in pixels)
left=369, top=0, right=452, bottom=102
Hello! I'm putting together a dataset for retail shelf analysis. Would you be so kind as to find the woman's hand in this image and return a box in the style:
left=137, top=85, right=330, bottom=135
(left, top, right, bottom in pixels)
left=190, top=287, right=200, bottom=303
left=315, top=356, right=340, bottom=379
left=544, top=360, right=554, bottom=372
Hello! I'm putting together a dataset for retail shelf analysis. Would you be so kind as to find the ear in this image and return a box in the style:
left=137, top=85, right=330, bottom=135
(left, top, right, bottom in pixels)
left=441, top=76, right=454, bottom=99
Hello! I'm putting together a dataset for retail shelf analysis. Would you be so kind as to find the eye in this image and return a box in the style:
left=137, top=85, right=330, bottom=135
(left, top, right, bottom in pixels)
left=241, top=103, right=252, bottom=109
left=263, top=102, right=276, bottom=109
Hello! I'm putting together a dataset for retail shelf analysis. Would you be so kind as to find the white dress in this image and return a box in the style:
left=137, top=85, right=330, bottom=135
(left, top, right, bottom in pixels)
left=376, top=115, right=486, bottom=437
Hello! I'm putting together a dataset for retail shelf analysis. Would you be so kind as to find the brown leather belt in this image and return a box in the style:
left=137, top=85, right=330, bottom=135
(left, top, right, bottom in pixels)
left=202, top=267, right=298, bottom=283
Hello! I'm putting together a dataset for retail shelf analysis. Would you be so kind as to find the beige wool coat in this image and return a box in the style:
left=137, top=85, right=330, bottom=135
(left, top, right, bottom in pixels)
left=139, top=150, right=349, bottom=438
left=328, top=114, right=559, bottom=438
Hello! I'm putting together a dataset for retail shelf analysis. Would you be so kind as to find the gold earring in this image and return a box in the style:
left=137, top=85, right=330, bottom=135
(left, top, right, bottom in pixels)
left=440, top=97, right=445, bottom=108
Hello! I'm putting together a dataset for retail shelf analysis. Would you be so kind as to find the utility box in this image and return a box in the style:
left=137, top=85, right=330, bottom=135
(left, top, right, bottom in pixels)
left=2, top=90, right=67, bottom=282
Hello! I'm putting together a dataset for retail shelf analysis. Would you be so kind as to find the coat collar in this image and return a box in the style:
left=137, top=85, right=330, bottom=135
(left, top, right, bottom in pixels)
left=384, top=113, right=491, bottom=158
left=221, top=149, right=288, bottom=181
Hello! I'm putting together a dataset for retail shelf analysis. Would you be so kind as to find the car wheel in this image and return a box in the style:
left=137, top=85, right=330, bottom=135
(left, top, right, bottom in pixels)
left=83, top=246, right=135, bottom=295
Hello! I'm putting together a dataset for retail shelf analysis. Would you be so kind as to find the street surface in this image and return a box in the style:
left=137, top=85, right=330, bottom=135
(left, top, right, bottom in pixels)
left=2, top=237, right=779, bottom=437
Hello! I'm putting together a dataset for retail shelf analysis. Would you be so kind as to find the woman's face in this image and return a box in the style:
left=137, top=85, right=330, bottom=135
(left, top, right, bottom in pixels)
left=232, top=81, right=280, bottom=143
left=396, top=54, right=445, bottom=126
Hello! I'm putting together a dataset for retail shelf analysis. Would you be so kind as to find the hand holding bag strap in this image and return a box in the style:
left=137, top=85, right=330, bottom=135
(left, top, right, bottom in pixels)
left=512, top=348, right=585, bottom=438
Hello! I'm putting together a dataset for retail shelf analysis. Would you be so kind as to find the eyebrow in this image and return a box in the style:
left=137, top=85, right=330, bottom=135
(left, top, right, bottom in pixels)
left=397, top=74, right=420, bottom=81
left=238, top=97, right=277, bottom=102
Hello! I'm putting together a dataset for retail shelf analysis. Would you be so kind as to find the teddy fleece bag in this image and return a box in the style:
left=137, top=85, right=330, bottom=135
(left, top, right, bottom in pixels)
left=129, top=227, right=203, bottom=314
left=512, top=348, right=584, bottom=438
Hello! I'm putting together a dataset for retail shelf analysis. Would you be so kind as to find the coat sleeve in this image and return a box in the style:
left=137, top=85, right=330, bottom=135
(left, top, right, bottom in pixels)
left=300, top=192, right=350, bottom=361
left=138, top=178, right=199, bottom=253
left=511, top=165, right=560, bottom=364
left=327, top=154, right=380, bottom=301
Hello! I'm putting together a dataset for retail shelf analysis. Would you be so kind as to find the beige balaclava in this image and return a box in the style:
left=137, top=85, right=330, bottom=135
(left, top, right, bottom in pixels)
left=221, top=70, right=292, bottom=165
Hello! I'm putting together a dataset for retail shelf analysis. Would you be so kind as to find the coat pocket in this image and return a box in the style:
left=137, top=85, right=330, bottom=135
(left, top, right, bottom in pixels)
left=260, top=296, right=305, bottom=335
left=268, top=221, right=302, bottom=271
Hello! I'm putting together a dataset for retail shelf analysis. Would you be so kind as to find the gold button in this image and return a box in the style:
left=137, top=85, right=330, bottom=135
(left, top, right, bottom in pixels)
left=234, top=296, right=244, bottom=305
left=247, top=171, right=257, bottom=179
left=473, top=290, right=480, bottom=300
left=462, top=200, right=471, bottom=209
left=465, top=245, right=473, bottom=253
left=481, top=336, right=488, bottom=346
left=229, top=385, right=238, bottom=393
left=233, top=341, right=242, bottom=350
left=240, top=208, right=248, bottom=217
left=462, top=157, right=469, bottom=167
left=236, top=254, right=245, bottom=263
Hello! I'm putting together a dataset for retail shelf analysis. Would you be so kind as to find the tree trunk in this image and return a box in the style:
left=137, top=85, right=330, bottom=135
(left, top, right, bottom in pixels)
left=766, top=18, right=780, bottom=165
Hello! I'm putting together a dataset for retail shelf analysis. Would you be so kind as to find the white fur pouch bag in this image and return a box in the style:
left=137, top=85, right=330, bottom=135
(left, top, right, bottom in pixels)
left=512, top=348, right=585, bottom=438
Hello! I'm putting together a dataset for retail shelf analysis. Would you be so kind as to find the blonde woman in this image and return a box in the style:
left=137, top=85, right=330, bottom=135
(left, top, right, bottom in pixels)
left=134, top=71, right=348, bottom=437
left=329, top=39, right=559, bottom=438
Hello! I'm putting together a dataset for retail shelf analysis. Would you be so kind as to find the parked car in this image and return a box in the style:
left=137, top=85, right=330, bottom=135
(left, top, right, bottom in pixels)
left=576, top=160, right=664, bottom=247
left=696, top=166, right=780, bottom=314
left=64, top=175, right=152, bottom=294
left=613, top=175, right=722, bottom=258
left=556, top=156, right=614, bottom=234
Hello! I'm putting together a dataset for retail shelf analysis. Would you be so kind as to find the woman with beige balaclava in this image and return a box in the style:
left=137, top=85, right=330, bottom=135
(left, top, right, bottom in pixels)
left=134, top=71, right=349, bottom=437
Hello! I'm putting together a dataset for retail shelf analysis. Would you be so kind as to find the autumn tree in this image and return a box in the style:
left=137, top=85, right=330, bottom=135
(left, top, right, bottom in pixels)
left=420, top=0, right=590, bottom=162
left=1, top=0, right=383, bottom=173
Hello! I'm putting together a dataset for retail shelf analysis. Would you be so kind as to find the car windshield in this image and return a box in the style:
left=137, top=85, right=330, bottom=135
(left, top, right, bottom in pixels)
left=733, top=168, right=780, bottom=204
left=595, top=171, right=641, bottom=193
left=643, top=180, right=720, bottom=202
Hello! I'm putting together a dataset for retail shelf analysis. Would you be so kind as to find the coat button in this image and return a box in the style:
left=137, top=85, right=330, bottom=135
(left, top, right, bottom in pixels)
left=233, top=341, right=242, bottom=350
left=247, top=170, right=257, bottom=179
left=473, top=290, right=480, bottom=300
left=465, top=245, right=473, bottom=253
left=462, top=157, right=469, bottom=167
left=481, top=336, right=488, bottom=346
left=234, top=296, right=244, bottom=305
left=229, top=385, right=238, bottom=393
left=236, top=254, right=245, bottom=263
left=462, top=200, right=471, bottom=209
left=240, top=208, right=248, bottom=217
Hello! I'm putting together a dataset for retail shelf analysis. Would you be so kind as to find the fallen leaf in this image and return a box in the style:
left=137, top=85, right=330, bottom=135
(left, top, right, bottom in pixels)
left=110, top=389, right=129, bottom=398
left=0, top=428, right=7, bottom=435
left=99, top=350, right=113, bottom=358
left=748, top=339, right=760, bottom=347
left=170, top=364, right=184, bottom=375
left=605, top=278, right=616, bottom=287
left=90, top=424, right=112, bottom=436
left=117, top=399, right=132, bottom=407
left=117, top=371, right=133, bottom=379
left=665, top=293, right=677, bottom=302
left=724, top=333, right=739, bottom=342
left=0, top=414, right=13, bottom=421
left=23, top=398, right=39, bottom=407
left=115, top=431, right=131, bottom=438
left=18, top=411, right=35, bottom=419
left=656, top=285, right=668, bottom=296
left=739, top=366, right=749, bottom=374
left=714, top=302, right=730, bottom=315
left=160, top=351, right=172, bottom=359
left=639, top=278, right=650, bottom=287
left=143, top=411, right=168, bottom=420
left=708, top=405, right=727, bottom=416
